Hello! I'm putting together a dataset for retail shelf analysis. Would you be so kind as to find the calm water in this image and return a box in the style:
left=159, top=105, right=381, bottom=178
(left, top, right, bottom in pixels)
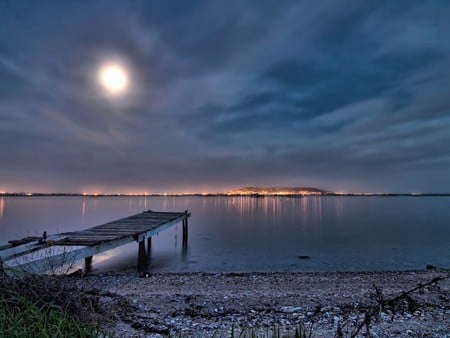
left=0, top=196, right=449, bottom=272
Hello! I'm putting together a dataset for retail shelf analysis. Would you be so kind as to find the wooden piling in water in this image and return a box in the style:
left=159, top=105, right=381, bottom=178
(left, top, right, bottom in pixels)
left=84, top=256, right=93, bottom=272
left=147, top=237, right=152, bottom=257
left=182, top=210, right=189, bottom=249
left=138, top=240, right=148, bottom=271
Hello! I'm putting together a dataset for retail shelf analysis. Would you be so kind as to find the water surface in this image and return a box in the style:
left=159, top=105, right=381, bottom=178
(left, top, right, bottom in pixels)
left=0, top=196, right=449, bottom=272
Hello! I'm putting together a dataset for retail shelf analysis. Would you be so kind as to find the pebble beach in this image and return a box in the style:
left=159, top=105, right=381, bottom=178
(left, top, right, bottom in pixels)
left=63, top=269, right=450, bottom=337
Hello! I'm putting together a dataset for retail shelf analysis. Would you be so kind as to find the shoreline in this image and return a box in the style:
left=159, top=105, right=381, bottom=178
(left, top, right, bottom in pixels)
left=62, top=269, right=449, bottom=337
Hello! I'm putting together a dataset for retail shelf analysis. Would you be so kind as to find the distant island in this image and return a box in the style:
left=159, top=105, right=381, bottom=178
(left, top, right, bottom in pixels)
left=225, top=187, right=450, bottom=197
left=226, top=186, right=328, bottom=196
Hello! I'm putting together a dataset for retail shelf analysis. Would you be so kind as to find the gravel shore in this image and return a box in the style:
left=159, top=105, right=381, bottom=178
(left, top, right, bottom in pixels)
left=66, top=269, right=449, bottom=337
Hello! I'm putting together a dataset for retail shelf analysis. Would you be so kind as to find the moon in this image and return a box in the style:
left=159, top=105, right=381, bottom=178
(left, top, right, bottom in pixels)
left=98, top=63, right=129, bottom=94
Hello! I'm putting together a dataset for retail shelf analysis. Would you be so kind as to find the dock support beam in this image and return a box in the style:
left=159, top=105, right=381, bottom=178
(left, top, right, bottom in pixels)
left=182, top=217, right=188, bottom=250
left=147, top=237, right=152, bottom=257
left=138, top=240, right=148, bottom=272
left=84, top=256, right=93, bottom=273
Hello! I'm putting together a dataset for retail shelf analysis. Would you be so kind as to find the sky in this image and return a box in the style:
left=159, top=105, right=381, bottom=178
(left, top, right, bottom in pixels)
left=1, top=1, right=450, bottom=194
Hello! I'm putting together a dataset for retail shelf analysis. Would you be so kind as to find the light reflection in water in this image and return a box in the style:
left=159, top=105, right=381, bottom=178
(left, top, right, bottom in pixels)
left=0, top=198, right=4, bottom=221
left=312, top=197, right=322, bottom=225
left=94, top=248, right=120, bottom=264
left=224, top=196, right=325, bottom=226
left=301, top=196, right=308, bottom=224
left=335, top=197, right=344, bottom=220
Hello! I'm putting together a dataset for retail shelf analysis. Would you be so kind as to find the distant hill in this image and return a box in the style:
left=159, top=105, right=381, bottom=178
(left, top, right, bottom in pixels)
left=226, top=186, right=329, bottom=196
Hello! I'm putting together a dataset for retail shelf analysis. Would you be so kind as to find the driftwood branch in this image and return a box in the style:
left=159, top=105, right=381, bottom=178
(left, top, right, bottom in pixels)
left=348, top=275, right=447, bottom=338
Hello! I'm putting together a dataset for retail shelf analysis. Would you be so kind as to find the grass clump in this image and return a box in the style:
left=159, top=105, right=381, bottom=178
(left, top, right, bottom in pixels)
left=0, top=274, right=105, bottom=337
left=0, top=296, right=102, bottom=337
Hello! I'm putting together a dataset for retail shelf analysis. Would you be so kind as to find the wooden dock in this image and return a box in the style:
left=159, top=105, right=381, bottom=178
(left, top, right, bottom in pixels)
left=0, top=210, right=190, bottom=273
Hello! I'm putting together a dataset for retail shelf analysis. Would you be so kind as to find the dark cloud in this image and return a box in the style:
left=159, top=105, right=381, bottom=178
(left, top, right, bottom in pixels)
left=0, top=1, right=449, bottom=193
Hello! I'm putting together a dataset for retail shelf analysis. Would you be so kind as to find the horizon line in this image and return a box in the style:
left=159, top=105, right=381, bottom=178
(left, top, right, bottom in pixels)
left=1, top=192, right=450, bottom=197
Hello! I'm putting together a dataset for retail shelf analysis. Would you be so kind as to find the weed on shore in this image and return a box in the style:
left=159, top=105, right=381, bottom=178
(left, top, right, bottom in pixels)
left=0, top=274, right=106, bottom=337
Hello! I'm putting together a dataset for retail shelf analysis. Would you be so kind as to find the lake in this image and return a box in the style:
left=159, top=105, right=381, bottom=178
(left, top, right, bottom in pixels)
left=0, top=196, right=449, bottom=273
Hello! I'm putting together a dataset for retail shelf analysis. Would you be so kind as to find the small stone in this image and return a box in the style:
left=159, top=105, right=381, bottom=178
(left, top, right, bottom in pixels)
left=280, top=306, right=302, bottom=313
left=144, top=323, right=169, bottom=335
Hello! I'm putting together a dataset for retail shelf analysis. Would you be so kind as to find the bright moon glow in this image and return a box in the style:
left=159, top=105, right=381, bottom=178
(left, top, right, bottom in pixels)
left=98, top=63, right=129, bottom=94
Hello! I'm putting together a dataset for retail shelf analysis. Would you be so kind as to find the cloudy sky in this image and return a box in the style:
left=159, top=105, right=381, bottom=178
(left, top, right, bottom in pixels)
left=1, top=1, right=449, bottom=193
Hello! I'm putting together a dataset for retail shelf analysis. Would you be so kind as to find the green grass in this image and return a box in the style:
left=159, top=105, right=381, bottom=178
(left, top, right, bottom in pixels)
left=0, top=294, right=103, bottom=338
left=0, top=274, right=106, bottom=338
